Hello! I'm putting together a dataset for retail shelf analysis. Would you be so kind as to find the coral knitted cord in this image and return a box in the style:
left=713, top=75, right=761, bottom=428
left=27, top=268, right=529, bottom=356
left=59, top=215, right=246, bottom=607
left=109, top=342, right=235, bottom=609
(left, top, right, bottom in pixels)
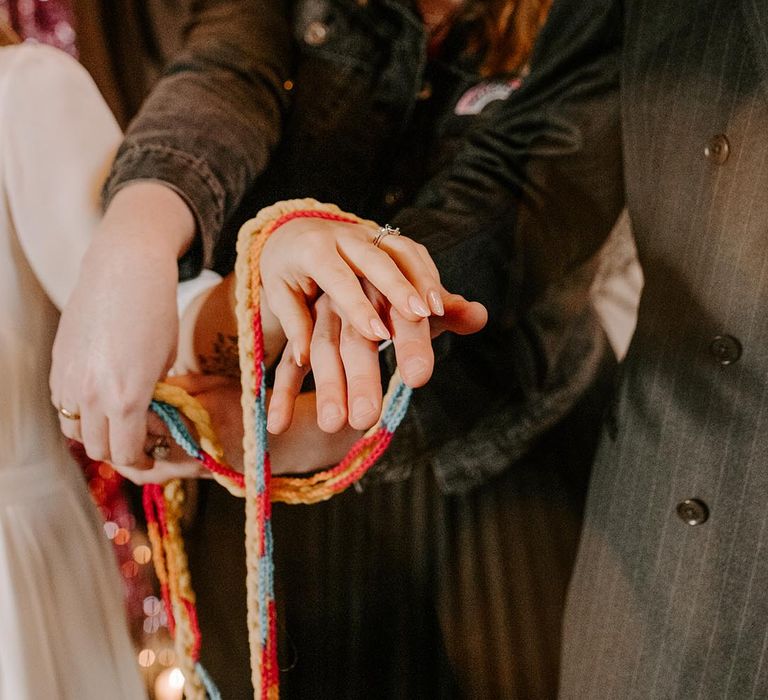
left=142, top=200, right=413, bottom=699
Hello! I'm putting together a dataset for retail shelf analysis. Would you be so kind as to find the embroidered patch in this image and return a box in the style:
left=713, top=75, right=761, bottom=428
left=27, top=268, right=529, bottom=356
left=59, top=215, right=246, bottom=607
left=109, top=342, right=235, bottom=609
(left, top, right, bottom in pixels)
left=454, top=78, right=522, bottom=115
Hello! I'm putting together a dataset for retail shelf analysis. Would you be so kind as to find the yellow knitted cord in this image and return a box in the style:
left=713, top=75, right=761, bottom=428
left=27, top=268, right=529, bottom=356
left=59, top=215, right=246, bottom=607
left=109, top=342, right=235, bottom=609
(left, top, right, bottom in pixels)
left=148, top=199, right=410, bottom=699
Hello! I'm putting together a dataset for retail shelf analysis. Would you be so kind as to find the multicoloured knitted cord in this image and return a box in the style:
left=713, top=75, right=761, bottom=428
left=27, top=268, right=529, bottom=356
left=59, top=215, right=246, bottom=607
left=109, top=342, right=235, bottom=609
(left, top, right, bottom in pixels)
left=143, top=199, right=413, bottom=699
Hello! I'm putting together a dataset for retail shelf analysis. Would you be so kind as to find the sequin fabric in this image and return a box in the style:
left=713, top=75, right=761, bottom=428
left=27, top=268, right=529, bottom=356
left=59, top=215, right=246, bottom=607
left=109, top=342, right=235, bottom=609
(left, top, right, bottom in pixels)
left=0, top=0, right=77, bottom=56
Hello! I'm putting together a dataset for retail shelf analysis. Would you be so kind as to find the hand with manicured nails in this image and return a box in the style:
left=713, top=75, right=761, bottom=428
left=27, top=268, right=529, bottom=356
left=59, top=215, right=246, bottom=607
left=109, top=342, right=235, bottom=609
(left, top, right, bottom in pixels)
left=123, top=374, right=363, bottom=484
left=267, top=282, right=488, bottom=435
left=259, top=217, right=448, bottom=367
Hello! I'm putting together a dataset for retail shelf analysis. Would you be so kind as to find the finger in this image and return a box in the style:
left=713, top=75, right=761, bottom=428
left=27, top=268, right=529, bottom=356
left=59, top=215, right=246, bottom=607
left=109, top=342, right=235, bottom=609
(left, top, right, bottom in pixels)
left=389, top=308, right=434, bottom=388
left=109, top=407, right=153, bottom=469
left=429, top=295, right=488, bottom=338
left=375, top=236, right=444, bottom=316
left=53, top=371, right=82, bottom=441
left=340, top=238, right=431, bottom=322
left=56, top=403, right=83, bottom=443
left=310, top=297, right=348, bottom=433
left=79, top=412, right=112, bottom=463
left=414, top=245, right=445, bottom=316
left=262, top=280, right=314, bottom=367
left=110, top=458, right=207, bottom=485
left=300, top=254, right=391, bottom=343
left=107, top=462, right=159, bottom=485
left=339, top=319, right=382, bottom=430
left=267, top=343, right=309, bottom=434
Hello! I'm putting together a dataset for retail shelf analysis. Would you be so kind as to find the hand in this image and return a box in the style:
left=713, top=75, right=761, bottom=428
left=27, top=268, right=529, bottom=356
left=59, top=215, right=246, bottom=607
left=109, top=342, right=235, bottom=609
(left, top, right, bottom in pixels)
left=106, top=408, right=213, bottom=485
left=50, top=183, right=196, bottom=468
left=260, top=218, right=446, bottom=366
left=267, top=285, right=487, bottom=434
left=143, top=374, right=362, bottom=478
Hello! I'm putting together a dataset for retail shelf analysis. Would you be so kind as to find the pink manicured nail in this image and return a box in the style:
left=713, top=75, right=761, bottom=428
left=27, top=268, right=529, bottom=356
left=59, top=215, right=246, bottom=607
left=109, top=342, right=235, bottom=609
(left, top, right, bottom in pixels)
left=428, top=290, right=444, bottom=316
left=370, top=318, right=391, bottom=340
left=409, top=295, right=430, bottom=317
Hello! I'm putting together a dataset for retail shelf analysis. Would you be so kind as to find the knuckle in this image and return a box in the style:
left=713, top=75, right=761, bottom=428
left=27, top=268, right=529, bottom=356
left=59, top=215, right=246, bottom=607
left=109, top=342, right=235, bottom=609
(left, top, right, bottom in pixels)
left=345, top=373, right=379, bottom=392
left=311, top=325, right=339, bottom=347
left=397, top=336, right=429, bottom=353
left=110, top=389, right=145, bottom=419
left=339, top=319, right=362, bottom=339
left=80, top=379, right=101, bottom=406
left=314, top=380, right=344, bottom=402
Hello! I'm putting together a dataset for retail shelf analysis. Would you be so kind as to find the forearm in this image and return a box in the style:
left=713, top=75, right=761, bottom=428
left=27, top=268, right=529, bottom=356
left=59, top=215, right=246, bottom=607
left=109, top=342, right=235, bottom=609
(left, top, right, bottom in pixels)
left=97, top=182, right=196, bottom=261
left=103, top=0, right=293, bottom=274
left=192, top=274, right=286, bottom=375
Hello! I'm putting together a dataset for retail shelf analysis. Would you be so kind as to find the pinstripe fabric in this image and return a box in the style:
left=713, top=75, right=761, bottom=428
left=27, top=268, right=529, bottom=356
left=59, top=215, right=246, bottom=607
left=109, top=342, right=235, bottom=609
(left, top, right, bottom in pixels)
left=562, top=1, right=768, bottom=697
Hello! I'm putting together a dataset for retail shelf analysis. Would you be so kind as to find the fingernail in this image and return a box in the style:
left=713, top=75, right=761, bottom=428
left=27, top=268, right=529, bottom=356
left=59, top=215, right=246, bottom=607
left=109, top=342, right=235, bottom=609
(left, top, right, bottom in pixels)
left=352, top=397, right=376, bottom=422
left=409, top=295, right=430, bottom=318
left=320, top=402, right=342, bottom=427
left=266, top=405, right=281, bottom=433
left=403, top=357, right=428, bottom=383
left=370, top=318, right=391, bottom=340
left=293, top=346, right=304, bottom=367
left=428, top=290, right=444, bottom=316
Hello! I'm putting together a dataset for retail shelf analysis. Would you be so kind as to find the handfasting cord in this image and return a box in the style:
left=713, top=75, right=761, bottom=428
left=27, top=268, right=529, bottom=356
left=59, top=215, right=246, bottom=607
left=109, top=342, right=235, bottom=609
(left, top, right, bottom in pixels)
left=143, top=199, right=413, bottom=699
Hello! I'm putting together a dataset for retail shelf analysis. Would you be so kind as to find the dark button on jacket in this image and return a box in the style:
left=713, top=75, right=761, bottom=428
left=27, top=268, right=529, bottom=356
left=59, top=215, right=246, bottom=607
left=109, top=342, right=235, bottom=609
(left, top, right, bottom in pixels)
left=677, top=499, right=709, bottom=526
left=710, top=334, right=742, bottom=365
left=705, top=133, right=730, bottom=164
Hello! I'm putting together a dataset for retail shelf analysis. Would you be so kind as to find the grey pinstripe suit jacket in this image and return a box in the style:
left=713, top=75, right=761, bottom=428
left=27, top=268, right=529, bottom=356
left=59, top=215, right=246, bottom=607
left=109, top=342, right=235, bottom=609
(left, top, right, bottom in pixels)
left=556, top=1, right=768, bottom=697
left=397, top=0, right=768, bottom=694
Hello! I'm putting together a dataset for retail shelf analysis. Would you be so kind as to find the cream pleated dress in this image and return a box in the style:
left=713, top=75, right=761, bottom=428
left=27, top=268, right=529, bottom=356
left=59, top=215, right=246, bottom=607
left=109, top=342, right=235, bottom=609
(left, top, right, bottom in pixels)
left=0, top=43, right=146, bottom=699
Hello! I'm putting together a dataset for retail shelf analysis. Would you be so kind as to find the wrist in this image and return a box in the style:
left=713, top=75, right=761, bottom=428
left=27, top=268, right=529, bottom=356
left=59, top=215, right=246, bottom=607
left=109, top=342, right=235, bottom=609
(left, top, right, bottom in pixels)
left=102, top=181, right=197, bottom=259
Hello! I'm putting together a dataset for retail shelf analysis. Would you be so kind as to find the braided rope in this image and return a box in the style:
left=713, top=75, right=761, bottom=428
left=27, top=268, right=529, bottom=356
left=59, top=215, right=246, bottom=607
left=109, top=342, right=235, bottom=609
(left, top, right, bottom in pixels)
left=143, top=199, right=413, bottom=699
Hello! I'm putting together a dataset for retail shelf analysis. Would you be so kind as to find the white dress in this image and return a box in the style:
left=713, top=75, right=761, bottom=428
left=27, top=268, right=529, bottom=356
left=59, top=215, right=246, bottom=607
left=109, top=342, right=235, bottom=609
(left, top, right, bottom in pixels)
left=0, top=44, right=146, bottom=699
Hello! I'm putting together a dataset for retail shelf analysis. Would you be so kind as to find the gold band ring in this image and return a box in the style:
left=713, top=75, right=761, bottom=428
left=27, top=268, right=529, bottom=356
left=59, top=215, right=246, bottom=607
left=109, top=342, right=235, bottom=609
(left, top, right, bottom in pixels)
left=57, top=405, right=81, bottom=421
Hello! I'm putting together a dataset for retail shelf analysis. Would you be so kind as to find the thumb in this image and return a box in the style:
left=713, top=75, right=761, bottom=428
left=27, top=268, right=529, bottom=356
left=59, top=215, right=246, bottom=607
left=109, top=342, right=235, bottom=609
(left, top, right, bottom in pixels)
left=429, top=295, right=487, bottom=338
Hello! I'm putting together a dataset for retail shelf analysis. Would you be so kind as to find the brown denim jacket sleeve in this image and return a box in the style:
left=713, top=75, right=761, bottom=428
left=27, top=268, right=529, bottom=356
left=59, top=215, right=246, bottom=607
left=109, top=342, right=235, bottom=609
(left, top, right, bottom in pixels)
left=103, top=0, right=293, bottom=276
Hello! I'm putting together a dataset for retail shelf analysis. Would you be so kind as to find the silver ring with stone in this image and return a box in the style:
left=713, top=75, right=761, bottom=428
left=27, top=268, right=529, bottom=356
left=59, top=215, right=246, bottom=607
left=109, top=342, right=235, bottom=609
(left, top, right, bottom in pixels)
left=146, top=435, right=171, bottom=461
left=372, top=224, right=401, bottom=248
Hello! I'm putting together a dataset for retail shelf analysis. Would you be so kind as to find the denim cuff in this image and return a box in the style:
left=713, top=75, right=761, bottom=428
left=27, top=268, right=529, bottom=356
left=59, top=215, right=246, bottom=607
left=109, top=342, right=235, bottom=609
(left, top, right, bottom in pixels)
left=103, top=143, right=227, bottom=279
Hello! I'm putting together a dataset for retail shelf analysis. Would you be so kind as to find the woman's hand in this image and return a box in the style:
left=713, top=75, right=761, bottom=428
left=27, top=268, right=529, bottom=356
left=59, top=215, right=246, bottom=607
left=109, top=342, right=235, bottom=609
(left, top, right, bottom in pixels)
left=125, top=374, right=362, bottom=482
left=105, top=407, right=213, bottom=485
left=50, top=182, right=196, bottom=469
left=260, top=218, right=447, bottom=366
left=267, top=285, right=488, bottom=434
